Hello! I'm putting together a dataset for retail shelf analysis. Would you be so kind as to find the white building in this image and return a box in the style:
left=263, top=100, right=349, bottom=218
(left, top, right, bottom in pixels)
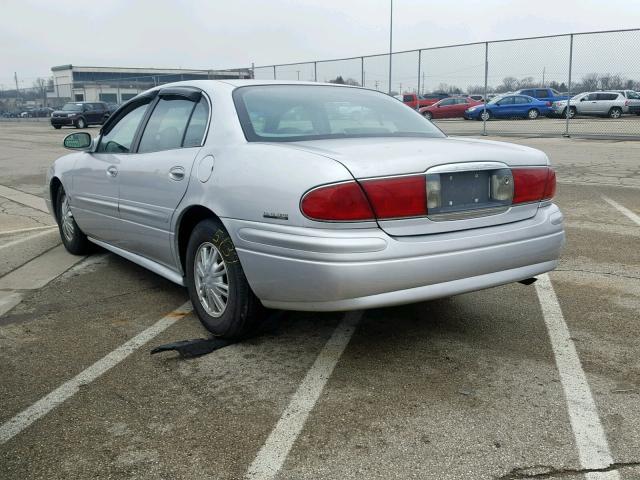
left=49, top=64, right=252, bottom=104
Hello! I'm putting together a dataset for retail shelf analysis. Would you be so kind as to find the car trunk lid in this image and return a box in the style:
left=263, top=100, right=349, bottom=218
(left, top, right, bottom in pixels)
left=289, top=136, right=551, bottom=236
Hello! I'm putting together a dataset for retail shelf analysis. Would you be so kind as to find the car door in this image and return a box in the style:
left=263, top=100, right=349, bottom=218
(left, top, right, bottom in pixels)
left=453, top=98, right=470, bottom=117
left=579, top=93, right=598, bottom=114
left=71, top=97, right=153, bottom=243
left=433, top=98, right=456, bottom=118
left=493, top=96, right=515, bottom=117
left=116, top=87, right=209, bottom=267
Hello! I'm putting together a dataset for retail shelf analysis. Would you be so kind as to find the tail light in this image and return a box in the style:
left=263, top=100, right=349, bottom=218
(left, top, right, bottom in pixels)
left=301, top=168, right=555, bottom=222
left=546, top=101, right=552, bottom=106
left=513, top=167, right=556, bottom=204
left=301, top=181, right=374, bottom=221
left=360, top=175, right=426, bottom=218
left=625, top=100, right=630, bottom=106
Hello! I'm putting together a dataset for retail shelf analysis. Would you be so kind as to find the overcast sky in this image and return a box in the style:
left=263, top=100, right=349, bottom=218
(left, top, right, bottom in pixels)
left=2, top=0, right=640, bottom=90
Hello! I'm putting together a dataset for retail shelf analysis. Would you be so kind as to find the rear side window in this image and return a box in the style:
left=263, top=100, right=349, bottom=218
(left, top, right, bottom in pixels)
left=536, top=89, right=549, bottom=98
left=138, top=97, right=195, bottom=153
left=96, top=101, right=150, bottom=153
left=183, top=97, right=210, bottom=148
left=596, top=93, right=618, bottom=101
left=521, top=90, right=533, bottom=97
left=515, top=96, right=530, bottom=104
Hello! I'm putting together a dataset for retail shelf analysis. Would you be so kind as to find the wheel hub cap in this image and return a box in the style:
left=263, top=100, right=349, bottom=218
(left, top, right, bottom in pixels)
left=61, top=195, right=75, bottom=241
left=194, top=242, right=229, bottom=317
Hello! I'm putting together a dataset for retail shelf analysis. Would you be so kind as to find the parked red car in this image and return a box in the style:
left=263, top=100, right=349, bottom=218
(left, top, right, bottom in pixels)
left=419, top=97, right=483, bottom=120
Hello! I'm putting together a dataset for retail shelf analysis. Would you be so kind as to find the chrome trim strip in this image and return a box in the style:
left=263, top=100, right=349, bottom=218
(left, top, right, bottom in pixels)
left=427, top=161, right=509, bottom=174
left=427, top=205, right=509, bottom=222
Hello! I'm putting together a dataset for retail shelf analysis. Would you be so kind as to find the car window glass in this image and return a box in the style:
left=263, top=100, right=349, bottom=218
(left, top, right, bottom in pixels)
left=138, top=97, right=195, bottom=153
left=586, top=93, right=598, bottom=101
left=403, top=95, right=413, bottom=102
left=96, top=102, right=150, bottom=153
left=456, top=98, right=468, bottom=104
left=536, top=90, right=549, bottom=98
left=183, top=97, right=209, bottom=148
left=515, top=96, right=530, bottom=104
left=439, top=99, right=455, bottom=106
left=497, top=97, right=514, bottom=105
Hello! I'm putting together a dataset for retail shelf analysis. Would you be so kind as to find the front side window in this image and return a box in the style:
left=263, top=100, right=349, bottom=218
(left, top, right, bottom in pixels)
left=96, top=101, right=150, bottom=153
left=234, top=85, right=444, bottom=142
left=138, top=97, right=195, bottom=153
left=62, top=103, right=83, bottom=112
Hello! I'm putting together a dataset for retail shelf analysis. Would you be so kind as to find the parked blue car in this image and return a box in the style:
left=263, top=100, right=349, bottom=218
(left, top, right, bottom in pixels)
left=464, top=95, right=552, bottom=120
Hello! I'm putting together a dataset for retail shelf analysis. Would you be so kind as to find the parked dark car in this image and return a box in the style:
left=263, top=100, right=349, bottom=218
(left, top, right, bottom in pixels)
left=50, top=102, right=111, bottom=129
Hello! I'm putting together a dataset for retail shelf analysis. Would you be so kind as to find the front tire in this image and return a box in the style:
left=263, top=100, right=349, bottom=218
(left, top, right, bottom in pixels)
left=423, top=111, right=433, bottom=120
left=53, top=125, right=62, bottom=129
left=186, top=218, right=263, bottom=339
left=479, top=110, right=491, bottom=121
left=56, top=187, right=90, bottom=255
left=75, top=117, right=87, bottom=129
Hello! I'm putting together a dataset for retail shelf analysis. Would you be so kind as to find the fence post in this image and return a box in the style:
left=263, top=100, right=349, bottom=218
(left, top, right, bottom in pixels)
left=417, top=50, right=421, bottom=102
left=273, top=65, right=276, bottom=80
left=482, top=42, right=489, bottom=136
left=564, top=34, right=574, bottom=137
left=314, top=62, right=317, bottom=82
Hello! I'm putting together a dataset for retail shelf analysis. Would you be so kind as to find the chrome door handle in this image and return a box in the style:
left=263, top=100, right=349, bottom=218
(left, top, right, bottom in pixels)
left=169, top=166, right=185, bottom=181
left=106, top=166, right=118, bottom=177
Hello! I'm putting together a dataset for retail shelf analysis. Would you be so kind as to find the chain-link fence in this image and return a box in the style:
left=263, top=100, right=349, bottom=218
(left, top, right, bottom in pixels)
left=253, top=28, right=640, bottom=139
left=4, top=29, right=638, bottom=138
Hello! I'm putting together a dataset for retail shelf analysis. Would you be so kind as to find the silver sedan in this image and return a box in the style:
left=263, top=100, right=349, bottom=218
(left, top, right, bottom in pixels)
left=46, top=81, right=565, bottom=338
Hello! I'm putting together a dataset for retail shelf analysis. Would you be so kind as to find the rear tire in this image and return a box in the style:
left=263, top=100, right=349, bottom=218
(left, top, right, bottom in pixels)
left=53, top=125, right=61, bottom=129
left=527, top=108, right=539, bottom=120
left=185, top=218, right=263, bottom=339
left=608, top=107, right=622, bottom=119
left=56, top=187, right=91, bottom=255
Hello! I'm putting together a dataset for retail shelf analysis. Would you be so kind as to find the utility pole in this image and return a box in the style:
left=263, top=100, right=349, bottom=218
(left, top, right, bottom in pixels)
left=542, top=67, right=546, bottom=87
left=14, top=72, right=19, bottom=96
left=388, top=0, right=393, bottom=94
left=422, top=72, right=425, bottom=94
left=399, top=82, right=402, bottom=94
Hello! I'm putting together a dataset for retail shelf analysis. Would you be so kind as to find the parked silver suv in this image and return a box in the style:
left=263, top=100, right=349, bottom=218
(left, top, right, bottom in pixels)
left=552, top=91, right=627, bottom=118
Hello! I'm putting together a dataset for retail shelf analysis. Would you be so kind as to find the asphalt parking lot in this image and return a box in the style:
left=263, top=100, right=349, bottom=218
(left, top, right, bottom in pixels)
left=0, top=122, right=639, bottom=479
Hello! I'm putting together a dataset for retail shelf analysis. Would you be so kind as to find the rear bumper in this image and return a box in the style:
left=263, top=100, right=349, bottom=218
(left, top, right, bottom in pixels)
left=224, top=204, right=565, bottom=311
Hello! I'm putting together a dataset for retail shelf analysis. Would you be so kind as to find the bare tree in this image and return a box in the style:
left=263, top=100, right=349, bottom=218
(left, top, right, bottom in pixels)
left=33, top=77, right=48, bottom=107
left=580, top=73, right=599, bottom=92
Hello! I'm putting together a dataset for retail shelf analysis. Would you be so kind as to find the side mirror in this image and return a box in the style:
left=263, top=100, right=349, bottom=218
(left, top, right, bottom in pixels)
left=63, top=132, right=92, bottom=151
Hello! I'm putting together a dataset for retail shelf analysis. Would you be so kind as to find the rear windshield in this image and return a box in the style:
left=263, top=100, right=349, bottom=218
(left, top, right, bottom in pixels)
left=233, top=85, right=444, bottom=142
left=61, top=103, right=83, bottom=111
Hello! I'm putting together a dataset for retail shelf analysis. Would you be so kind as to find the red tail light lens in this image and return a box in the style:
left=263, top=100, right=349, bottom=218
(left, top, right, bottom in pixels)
left=361, top=175, right=427, bottom=219
left=301, top=181, right=374, bottom=221
left=546, top=101, right=552, bottom=106
left=513, top=167, right=556, bottom=204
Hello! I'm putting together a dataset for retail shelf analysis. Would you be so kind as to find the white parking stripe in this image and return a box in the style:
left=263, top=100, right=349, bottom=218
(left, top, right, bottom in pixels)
left=0, top=185, right=48, bottom=213
left=0, top=302, right=192, bottom=445
left=602, top=196, right=640, bottom=226
left=535, top=274, right=620, bottom=479
left=0, top=225, right=56, bottom=236
left=0, top=228, right=58, bottom=251
left=0, top=292, right=23, bottom=317
left=245, top=310, right=361, bottom=480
